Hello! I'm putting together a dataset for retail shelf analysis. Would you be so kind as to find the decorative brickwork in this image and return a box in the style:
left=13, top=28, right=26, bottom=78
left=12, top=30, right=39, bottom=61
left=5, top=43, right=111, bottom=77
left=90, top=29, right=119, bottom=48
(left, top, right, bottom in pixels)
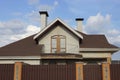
left=14, top=62, right=22, bottom=80
left=76, top=62, right=83, bottom=80
left=102, top=63, right=111, bottom=80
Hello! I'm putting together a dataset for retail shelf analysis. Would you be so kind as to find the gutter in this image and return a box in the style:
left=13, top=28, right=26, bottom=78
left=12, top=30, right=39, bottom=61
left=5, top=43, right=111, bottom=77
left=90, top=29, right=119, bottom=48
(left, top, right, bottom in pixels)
left=79, top=48, right=120, bottom=52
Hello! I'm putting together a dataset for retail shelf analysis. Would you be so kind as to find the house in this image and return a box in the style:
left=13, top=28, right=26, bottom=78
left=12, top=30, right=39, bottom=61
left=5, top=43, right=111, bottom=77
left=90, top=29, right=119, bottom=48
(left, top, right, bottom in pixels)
left=0, top=11, right=119, bottom=65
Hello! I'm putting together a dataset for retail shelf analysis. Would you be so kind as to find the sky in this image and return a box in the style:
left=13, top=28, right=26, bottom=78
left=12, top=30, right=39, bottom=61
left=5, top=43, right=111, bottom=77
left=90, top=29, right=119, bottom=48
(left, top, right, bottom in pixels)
left=0, top=0, right=120, bottom=60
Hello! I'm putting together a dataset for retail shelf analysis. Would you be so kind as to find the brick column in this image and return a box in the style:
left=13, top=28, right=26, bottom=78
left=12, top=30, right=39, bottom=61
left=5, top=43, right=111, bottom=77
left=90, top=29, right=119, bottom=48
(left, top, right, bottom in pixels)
left=14, top=62, right=22, bottom=80
left=76, top=62, right=84, bottom=80
left=102, top=63, right=111, bottom=80
left=107, top=57, right=111, bottom=64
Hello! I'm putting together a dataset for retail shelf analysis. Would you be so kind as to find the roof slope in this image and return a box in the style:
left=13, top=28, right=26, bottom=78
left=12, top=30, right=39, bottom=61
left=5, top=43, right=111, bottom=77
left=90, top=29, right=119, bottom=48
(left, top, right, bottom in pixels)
left=0, top=35, right=43, bottom=56
left=0, top=31, right=118, bottom=56
left=77, top=31, right=118, bottom=48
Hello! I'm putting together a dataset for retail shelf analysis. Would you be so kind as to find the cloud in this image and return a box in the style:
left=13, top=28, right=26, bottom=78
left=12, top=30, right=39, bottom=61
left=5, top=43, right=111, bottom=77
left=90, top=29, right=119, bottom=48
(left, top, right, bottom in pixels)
left=28, top=0, right=39, bottom=5
left=83, top=13, right=120, bottom=46
left=107, top=29, right=120, bottom=34
left=10, top=25, right=39, bottom=41
left=64, top=0, right=93, bottom=15
left=11, top=12, right=23, bottom=16
left=26, top=25, right=40, bottom=32
left=37, top=1, right=59, bottom=11
left=83, top=13, right=120, bottom=59
left=27, top=0, right=59, bottom=11
left=0, top=20, right=27, bottom=35
left=84, top=13, right=111, bottom=34
left=0, top=0, right=60, bottom=47
left=25, top=1, right=59, bottom=25
left=106, top=29, right=120, bottom=46
left=0, top=19, right=40, bottom=47
left=25, top=11, right=40, bottom=24
left=54, top=1, right=58, bottom=6
left=38, top=5, right=53, bottom=11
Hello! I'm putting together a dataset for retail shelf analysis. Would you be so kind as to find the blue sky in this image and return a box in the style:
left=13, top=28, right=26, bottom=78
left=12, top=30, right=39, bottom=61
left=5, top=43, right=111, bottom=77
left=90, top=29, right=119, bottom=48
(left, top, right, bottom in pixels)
left=0, top=0, right=120, bottom=60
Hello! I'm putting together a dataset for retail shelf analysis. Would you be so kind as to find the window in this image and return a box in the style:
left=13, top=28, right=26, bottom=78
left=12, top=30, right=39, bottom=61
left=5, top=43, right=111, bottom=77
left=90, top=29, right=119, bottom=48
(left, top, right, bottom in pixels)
left=51, top=35, right=66, bottom=53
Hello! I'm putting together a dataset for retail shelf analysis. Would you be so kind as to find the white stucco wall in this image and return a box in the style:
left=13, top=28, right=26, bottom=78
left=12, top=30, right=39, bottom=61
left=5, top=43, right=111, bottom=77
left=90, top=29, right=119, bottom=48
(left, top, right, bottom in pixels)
left=81, top=52, right=111, bottom=58
left=39, top=25, right=80, bottom=53
left=0, top=56, right=41, bottom=65
left=0, top=60, right=40, bottom=65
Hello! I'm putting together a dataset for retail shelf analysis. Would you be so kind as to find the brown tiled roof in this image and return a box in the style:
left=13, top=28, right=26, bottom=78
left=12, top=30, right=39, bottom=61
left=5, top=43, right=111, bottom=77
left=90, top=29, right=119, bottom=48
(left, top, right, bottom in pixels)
left=0, top=30, right=118, bottom=56
left=0, top=35, right=43, bottom=56
left=77, top=31, right=118, bottom=48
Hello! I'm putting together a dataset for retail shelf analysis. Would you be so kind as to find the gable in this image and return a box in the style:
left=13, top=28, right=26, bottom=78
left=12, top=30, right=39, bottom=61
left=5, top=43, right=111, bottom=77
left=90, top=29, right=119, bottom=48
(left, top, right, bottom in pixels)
left=38, top=22, right=80, bottom=53
left=34, top=18, right=83, bottom=41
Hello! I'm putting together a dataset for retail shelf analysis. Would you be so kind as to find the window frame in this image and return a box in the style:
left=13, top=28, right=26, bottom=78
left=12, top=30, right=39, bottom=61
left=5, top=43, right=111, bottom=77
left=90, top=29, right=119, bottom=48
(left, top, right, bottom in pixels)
left=51, top=35, right=66, bottom=53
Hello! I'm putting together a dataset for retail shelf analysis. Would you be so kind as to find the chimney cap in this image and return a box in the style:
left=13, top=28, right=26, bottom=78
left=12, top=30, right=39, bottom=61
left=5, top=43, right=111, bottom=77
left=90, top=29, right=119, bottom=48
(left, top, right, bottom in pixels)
left=39, top=11, right=49, bottom=17
left=76, top=18, right=84, bottom=21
